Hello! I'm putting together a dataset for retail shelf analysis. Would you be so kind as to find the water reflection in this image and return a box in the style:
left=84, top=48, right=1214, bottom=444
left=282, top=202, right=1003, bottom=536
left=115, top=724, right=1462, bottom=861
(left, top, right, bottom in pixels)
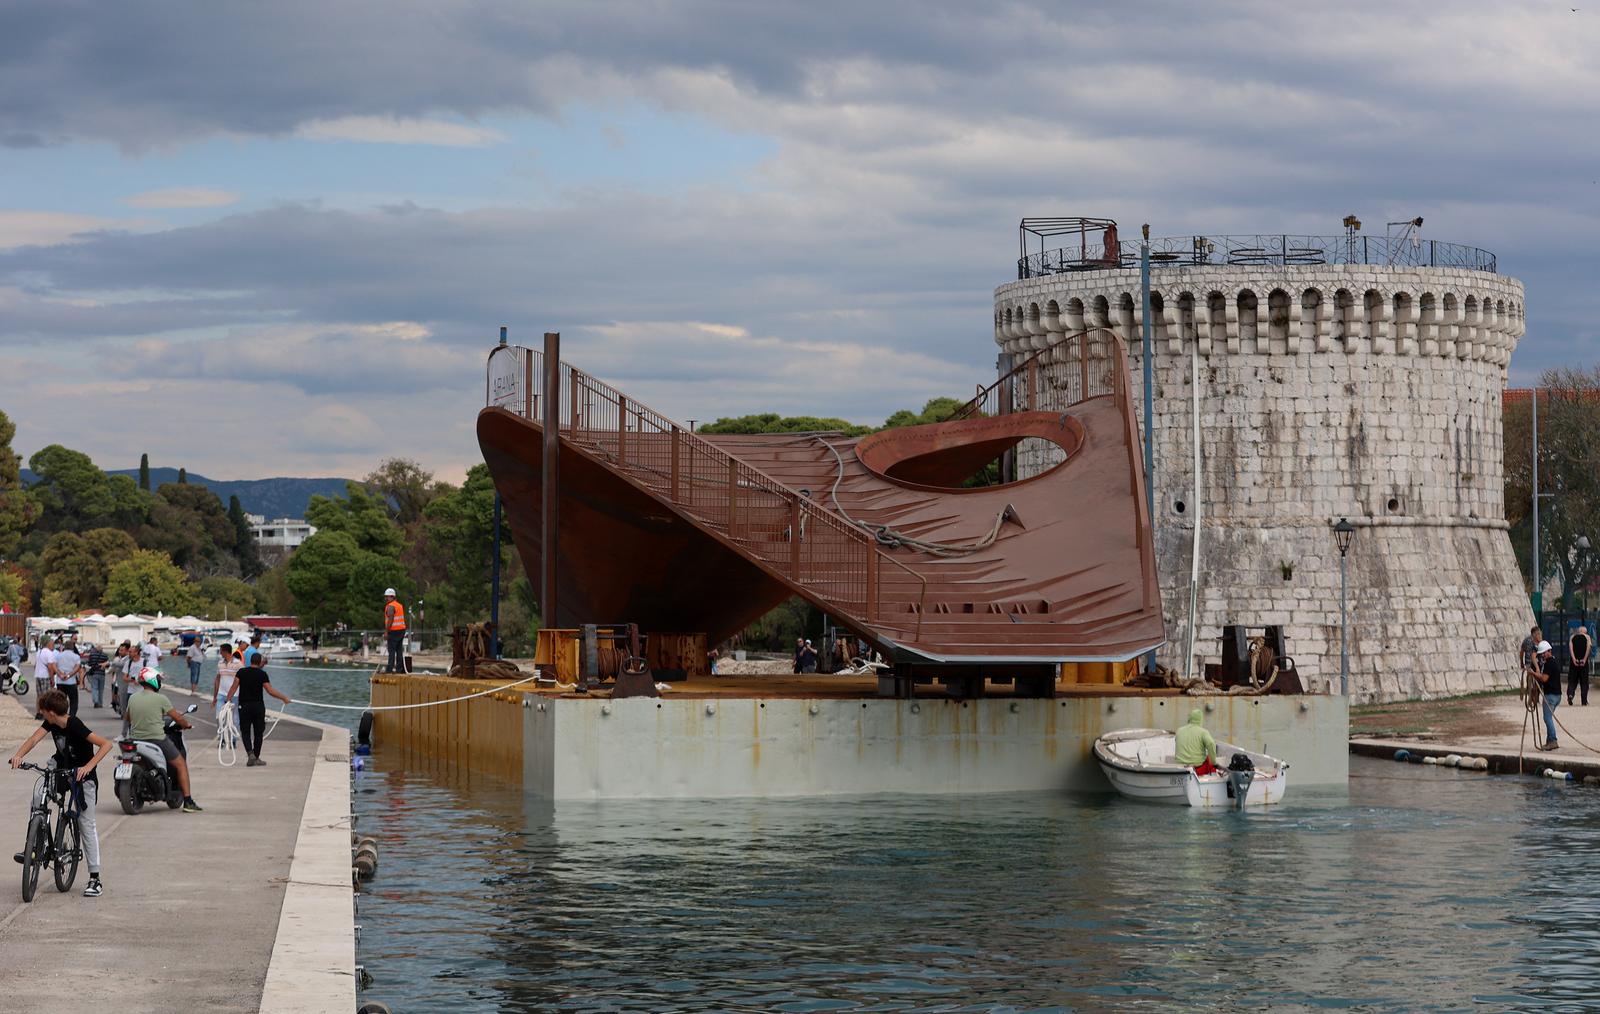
left=342, top=751, right=1600, bottom=1012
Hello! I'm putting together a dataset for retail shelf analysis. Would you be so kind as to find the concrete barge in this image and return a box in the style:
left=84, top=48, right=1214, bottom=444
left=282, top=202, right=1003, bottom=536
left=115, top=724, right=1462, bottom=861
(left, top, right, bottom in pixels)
left=373, top=675, right=1348, bottom=799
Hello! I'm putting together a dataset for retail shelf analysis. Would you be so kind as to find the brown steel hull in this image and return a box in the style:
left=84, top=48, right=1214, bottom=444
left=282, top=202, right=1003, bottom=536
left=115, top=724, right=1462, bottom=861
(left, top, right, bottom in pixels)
left=478, top=362, right=1163, bottom=666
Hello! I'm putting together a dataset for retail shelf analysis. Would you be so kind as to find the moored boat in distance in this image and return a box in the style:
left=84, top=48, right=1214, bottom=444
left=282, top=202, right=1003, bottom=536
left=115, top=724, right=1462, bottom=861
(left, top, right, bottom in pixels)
left=259, top=634, right=307, bottom=661
left=1093, top=727, right=1289, bottom=808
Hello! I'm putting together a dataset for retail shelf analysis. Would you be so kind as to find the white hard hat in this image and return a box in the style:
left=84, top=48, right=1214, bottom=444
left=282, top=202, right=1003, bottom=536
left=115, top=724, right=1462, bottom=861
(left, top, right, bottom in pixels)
left=1537, top=640, right=1553, bottom=653
left=384, top=587, right=397, bottom=597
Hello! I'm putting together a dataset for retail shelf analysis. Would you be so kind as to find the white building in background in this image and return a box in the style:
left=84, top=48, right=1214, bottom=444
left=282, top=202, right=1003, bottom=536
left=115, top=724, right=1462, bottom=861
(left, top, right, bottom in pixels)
left=247, top=514, right=317, bottom=561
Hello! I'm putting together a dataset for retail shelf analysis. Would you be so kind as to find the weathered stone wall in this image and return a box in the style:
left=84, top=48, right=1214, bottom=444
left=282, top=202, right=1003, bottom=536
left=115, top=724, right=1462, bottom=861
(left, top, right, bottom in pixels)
left=993, top=264, right=1531, bottom=701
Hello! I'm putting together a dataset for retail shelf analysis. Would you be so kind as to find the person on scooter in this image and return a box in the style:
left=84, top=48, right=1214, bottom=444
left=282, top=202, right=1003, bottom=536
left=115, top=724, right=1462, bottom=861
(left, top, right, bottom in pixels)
left=124, top=669, right=203, bottom=812
left=10, top=689, right=112, bottom=896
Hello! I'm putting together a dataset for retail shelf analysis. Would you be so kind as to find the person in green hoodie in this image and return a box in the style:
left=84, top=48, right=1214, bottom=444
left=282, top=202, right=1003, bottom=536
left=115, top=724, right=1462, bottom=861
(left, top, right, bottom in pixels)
left=1174, top=708, right=1219, bottom=775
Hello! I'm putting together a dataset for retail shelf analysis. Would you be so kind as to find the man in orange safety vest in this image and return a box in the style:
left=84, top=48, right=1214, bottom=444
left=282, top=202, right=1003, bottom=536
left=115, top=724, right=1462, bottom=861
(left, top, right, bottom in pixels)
left=383, top=588, right=408, bottom=674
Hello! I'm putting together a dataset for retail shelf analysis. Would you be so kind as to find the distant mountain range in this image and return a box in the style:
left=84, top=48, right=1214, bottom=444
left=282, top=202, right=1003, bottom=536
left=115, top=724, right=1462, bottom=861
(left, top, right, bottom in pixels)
left=19, top=466, right=355, bottom=520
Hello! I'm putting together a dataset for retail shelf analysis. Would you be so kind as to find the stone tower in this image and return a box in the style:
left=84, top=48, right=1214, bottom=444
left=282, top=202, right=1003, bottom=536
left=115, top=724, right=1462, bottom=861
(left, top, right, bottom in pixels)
left=993, top=226, right=1530, bottom=701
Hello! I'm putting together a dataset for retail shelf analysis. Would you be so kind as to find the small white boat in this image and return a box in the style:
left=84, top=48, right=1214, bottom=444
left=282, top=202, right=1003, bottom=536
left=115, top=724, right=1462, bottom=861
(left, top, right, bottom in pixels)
left=258, top=635, right=306, bottom=661
left=1093, top=727, right=1289, bottom=808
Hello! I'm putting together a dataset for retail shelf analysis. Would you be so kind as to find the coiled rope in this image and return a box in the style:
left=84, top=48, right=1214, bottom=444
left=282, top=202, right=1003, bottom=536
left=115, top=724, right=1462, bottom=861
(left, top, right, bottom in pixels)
left=1518, top=668, right=1600, bottom=774
left=812, top=436, right=1014, bottom=557
left=215, top=701, right=239, bottom=767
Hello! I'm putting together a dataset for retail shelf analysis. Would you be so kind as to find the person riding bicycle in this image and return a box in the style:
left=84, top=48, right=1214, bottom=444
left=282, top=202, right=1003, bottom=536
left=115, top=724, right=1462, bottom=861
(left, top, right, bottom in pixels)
left=9, top=689, right=112, bottom=896
left=125, top=669, right=203, bottom=812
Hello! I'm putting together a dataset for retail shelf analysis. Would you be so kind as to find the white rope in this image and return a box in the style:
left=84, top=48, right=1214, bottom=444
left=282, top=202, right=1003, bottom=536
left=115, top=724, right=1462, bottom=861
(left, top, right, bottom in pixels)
left=284, top=674, right=544, bottom=711
left=215, top=701, right=239, bottom=767
left=260, top=663, right=385, bottom=673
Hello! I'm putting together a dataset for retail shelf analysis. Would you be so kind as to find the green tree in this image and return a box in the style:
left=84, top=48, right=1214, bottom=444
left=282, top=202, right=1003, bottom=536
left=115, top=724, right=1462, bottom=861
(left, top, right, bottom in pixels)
left=27, top=445, right=146, bottom=535
left=345, top=553, right=412, bottom=628
left=500, top=573, right=542, bottom=655
left=82, top=527, right=139, bottom=603
left=228, top=495, right=262, bottom=579
left=39, top=589, right=76, bottom=617
left=177, top=467, right=187, bottom=484
left=138, top=453, right=149, bottom=491
left=306, top=482, right=403, bottom=557
left=38, top=527, right=138, bottom=609
left=364, top=458, right=447, bottom=525
left=1509, top=371, right=1600, bottom=607
left=419, top=465, right=506, bottom=624
left=700, top=413, right=873, bottom=437
left=104, top=549, right=199, bottom=615
left=197, top=576, right=257, bottom=621
left=0, top=568, right=24, bottom=611
left=0, top=410, right=40, bottom=558
left=284, top=531, right=362, bottom=631
left=0, top=564, right=33, bottom=613
left=883, top=396, right=965, bottom=430
left=39, top=532, right=99, bottom=608
left=257, top=560, right=295, bottom=615
left=138, top=483, right=235, bottom=574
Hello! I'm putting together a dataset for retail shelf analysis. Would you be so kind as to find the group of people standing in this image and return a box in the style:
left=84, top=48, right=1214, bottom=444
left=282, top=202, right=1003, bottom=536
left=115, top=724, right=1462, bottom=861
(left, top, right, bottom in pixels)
left=1520, top=623, right=1594, bottom=752
left=7, top=629, right=297, bottom=900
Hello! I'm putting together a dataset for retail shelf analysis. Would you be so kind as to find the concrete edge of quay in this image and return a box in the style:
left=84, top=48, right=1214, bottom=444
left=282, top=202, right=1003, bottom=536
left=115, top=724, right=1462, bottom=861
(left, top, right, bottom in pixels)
left=259, top=715, right=357, bottom=1013
left=1351, top=736, right=1600, bottom=779
left=164, top=685, right=359, bottom=1012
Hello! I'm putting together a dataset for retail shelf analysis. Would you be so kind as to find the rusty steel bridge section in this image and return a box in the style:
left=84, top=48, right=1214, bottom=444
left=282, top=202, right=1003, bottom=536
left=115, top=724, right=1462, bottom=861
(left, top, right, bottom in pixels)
left=477, top=327, right=1164, bottom=680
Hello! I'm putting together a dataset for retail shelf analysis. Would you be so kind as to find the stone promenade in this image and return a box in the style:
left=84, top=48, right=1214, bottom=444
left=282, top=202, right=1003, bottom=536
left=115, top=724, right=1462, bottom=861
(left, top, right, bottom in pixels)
left=0, top=683, right=353, bottom=1013
left=1352, top=691, right=1600, bottom=777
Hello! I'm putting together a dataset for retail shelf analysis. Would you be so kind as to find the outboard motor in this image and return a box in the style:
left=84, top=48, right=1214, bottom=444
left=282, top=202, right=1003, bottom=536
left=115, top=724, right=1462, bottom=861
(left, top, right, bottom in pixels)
left=1226, top=752, right=1256, bottom=809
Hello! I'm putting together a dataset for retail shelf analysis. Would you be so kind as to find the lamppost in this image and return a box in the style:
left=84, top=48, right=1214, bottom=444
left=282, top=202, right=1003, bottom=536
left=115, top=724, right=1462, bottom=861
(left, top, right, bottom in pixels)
left=1333, top=518, right=1355, bottom=697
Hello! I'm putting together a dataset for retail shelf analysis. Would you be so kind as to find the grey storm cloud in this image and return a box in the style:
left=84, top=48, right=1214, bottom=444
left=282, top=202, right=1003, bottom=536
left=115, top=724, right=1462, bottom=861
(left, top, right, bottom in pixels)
left=0, top=196, right=1000, bottom=364
left=2, top=1, right=1583, bottom=148
left=2, top=0, right=1598, bottom=388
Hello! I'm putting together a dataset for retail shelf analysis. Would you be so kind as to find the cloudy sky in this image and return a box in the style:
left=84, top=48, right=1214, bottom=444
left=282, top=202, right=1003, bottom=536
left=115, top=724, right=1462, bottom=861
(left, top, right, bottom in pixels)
left=2, top=1, right=1596, bottom=481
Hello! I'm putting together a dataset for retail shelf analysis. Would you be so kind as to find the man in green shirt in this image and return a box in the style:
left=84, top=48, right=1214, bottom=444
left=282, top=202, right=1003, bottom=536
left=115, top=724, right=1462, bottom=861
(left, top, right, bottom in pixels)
left=1173, top=707, right=1220, bottom=776
left=125, top=669, right=202, bottom=812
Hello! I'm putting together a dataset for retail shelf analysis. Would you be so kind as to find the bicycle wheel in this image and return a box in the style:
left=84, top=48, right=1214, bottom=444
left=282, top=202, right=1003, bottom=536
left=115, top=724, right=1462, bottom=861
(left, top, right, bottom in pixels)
left=20, top=813, right=46, bottom=902
left=53, top=811, right=80, bottom=892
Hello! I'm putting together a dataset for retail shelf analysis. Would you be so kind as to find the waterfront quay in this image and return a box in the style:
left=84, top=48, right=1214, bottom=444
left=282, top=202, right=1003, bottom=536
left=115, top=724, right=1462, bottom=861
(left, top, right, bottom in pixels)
left=0, top=688, right=354, bottom=1013
left=1352, top=691, right=1600, bottom=777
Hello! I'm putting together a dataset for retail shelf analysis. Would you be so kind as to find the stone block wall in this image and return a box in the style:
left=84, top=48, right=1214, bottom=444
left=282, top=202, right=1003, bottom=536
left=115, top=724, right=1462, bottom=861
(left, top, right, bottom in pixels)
left=993, top=264, right=1531, bottom=701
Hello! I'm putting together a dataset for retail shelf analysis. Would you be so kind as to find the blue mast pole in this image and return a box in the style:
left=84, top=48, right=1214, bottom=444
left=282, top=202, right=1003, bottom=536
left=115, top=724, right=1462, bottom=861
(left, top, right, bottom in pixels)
left=490, top=325, right=506, bottom=658
left=1141, top=226, right=1156, bottom=674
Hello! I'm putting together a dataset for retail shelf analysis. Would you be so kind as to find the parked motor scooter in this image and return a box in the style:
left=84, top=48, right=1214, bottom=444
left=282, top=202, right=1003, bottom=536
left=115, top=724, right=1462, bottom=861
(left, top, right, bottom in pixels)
left=0, top=658, right=26, bottom=697
left=113, top=704, right=199, bottom=814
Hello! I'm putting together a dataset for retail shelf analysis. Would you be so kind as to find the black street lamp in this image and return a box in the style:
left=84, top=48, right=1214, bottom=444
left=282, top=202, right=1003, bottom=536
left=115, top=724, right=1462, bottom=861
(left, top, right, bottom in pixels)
left=1333, top=518, right=1356, bottom=697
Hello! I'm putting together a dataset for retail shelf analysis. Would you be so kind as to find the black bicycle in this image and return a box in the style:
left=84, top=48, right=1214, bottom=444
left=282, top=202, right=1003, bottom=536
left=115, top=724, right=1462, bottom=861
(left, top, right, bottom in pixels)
left=16, top=762, right=83, bottom=902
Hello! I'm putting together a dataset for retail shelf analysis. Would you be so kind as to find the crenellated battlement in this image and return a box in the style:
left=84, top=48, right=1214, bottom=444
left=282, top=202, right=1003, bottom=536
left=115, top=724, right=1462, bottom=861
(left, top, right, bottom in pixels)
left=994, top=267, right=1525, bottom=364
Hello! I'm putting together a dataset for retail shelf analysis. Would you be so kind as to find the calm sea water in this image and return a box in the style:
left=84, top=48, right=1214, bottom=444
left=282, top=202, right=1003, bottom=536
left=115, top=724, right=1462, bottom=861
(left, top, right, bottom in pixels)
left=165, top=661, right=1600, bottom=1012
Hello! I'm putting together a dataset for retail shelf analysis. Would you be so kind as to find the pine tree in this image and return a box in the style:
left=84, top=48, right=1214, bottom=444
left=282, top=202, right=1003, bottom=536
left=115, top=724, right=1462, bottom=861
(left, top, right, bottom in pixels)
left=177, top=467, right=187, bottom=484
left=229, top=495, right=263, bottom=579
left=138, top=453, right=150, bottom=491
